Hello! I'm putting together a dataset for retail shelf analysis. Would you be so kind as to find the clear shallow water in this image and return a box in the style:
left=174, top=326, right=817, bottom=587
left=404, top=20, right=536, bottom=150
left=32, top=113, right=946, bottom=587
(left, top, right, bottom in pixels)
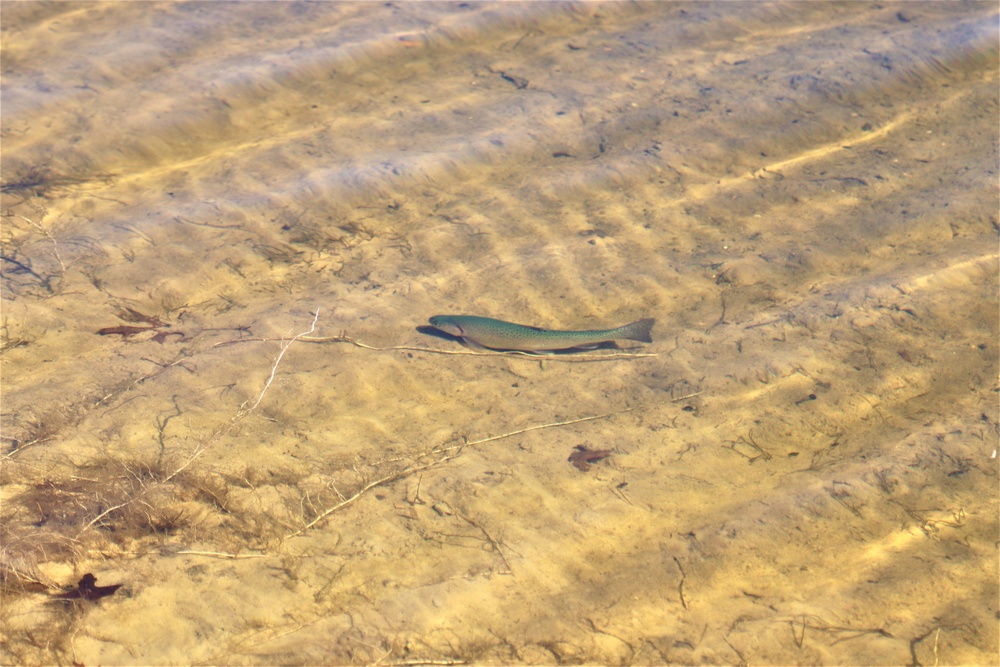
left=2, top=2, right=997, bottom=664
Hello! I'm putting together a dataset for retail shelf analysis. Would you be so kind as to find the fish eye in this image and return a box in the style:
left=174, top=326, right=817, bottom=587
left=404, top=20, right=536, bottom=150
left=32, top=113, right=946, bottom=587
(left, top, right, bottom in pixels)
left=430, top=317, right=461, bottom=335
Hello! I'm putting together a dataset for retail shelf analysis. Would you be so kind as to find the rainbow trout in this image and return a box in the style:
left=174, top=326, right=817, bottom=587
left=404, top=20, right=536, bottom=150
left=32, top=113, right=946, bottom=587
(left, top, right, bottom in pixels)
left=428, top=315, right=654, bottom=352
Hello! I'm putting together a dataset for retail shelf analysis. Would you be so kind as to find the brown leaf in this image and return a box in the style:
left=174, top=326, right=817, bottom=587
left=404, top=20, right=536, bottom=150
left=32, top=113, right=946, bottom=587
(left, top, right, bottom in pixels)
left=54, top=573, right=122, bottom=602
left=114, top=306, right=168, bottom=327
left=568, top=445, right=613, bottom=472
left=96, top=325, right=155, bottom=338
left=150, top=330, right=185, bottom=344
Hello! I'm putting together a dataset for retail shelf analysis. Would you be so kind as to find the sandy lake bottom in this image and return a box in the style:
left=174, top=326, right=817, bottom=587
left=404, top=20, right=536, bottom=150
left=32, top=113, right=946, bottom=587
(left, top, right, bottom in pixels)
left=1, top=2, right=998, bottom=665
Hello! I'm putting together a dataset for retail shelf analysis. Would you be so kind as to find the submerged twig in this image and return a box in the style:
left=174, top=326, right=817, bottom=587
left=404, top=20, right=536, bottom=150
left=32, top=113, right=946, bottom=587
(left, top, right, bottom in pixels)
left=213, top=331, right=656, bottom=361
left=78, top=310, right=321, bottom=536
left=172, top=550, right=268, bottom=560
left=285, top=454, right=459, bottom=539
left=286, top=408, right=634, bottom=539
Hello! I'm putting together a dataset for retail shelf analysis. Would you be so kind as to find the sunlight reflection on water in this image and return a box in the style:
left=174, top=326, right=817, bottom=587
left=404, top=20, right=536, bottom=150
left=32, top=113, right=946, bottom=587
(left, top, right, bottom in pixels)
left=2, top=2, right=997, bottom=665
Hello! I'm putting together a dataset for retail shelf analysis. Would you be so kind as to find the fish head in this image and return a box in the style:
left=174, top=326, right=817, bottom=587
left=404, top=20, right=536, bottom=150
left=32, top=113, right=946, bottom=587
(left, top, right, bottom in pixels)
left=429, top=315, right=463, bottom=336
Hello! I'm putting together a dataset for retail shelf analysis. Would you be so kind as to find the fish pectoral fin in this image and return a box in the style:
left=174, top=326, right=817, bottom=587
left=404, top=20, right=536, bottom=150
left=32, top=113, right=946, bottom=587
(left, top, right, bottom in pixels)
left=460, top=336, right=491, bottom=350
left=570, top=341, right=616, bottom=351
left=461, top=337, right=546, bottom=354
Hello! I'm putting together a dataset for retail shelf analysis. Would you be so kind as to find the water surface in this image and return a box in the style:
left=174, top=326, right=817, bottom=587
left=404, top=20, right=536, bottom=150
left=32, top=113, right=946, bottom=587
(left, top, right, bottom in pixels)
left=2, top=2, right=997, bottom=664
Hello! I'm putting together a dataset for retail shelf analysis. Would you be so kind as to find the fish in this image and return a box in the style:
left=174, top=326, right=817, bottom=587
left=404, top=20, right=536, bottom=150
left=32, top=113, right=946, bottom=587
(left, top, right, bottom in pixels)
left=428, top=314, right=654, bottom=352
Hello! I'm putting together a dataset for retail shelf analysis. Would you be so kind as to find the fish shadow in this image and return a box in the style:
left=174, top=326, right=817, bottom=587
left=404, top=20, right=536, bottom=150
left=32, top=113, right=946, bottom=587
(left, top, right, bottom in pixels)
left=416, top=324, right=457, bottom=343
left=416, top=325, right=620, bottom=354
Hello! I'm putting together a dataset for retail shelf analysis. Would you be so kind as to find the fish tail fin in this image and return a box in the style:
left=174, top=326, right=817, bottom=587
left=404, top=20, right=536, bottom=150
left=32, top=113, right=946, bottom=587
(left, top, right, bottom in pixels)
left=622, top=318, right=655, bottom=343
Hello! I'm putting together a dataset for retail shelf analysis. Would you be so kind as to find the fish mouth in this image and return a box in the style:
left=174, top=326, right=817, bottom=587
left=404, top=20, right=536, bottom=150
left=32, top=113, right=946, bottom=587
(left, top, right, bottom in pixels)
left=428, top=316, right=463, bottom=337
